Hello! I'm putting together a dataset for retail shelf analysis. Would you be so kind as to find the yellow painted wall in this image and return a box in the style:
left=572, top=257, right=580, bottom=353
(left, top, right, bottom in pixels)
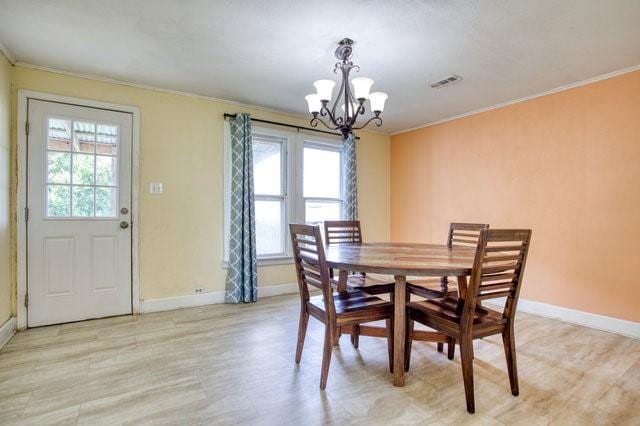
left=391, top=70, right=640, bottom=323
left=0, top=53, right=11, bottom=323
left=10, top=65, right=390, bottom=303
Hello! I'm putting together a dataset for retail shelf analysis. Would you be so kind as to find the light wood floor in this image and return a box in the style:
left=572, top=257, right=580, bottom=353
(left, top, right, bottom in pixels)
left=1, top=294, right=638, bottom=425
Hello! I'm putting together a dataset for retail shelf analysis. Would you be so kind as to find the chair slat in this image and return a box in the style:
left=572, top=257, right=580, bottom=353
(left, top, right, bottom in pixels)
left=477, top=290, right=512, bottom=300
left=481, top=264, right=518, bottom=274
left=484, top=245, right=525, bottom=253
left=483, top=254, right=522, bottom=262
left=481, top=272, right=517, bottom=282
left=479, top=282, right=514, bottom=292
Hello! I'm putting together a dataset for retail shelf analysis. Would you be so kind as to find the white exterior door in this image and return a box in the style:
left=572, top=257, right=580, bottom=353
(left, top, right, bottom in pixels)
left=27, top=99, right=132, bottom=326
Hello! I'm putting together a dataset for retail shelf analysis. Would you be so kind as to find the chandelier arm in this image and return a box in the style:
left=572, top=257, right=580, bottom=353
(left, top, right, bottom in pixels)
left=322, top=105, right=342, bottom=127
left=343, top=67, right=351, bottom=124
left=348, top=103, right=365, bottom=128
left=330, top=65, right=345, bottom=120
left=310, top=116, right=338, bottom=131
left=352, top=115, right=382, bottom=130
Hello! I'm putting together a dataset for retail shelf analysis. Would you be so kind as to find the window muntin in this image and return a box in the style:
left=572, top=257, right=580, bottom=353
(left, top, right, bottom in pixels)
left=46, top=117, right=119, bottom=218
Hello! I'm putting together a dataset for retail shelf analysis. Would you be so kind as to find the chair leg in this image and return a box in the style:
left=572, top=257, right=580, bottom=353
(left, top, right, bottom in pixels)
left=447, top=337, right=456, bottom=360
left=386, top=318, right=394, bottom=374
left=437, top=342, right=444, bottom=352
left=502, top=326, right=519, bottom=396
left=333, top=326, right=341, bottom=346
left=351, top=324, right=360, bottom=349
left=459, top=335, right=475, bottom=414
left=295, top=309, right=309, bottom=364
left=320, top=324, right=334, bottom=390
left=404, top=319, right=413, bottom=372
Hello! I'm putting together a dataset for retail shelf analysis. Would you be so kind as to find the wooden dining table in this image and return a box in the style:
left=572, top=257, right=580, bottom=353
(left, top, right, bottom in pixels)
left=325, top=242, right=477, bottom=387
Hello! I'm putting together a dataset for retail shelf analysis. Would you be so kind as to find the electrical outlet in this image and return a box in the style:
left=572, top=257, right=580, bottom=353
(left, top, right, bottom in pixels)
left=193, top=287, right=207, bottom=294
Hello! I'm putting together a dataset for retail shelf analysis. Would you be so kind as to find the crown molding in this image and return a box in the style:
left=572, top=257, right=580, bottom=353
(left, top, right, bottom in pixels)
left=0, top=42, right=16, bottom=64
left=14, top=61, right=314, bottom=121
left=391, top=63, right=640, bottom=136
left=13, top=61, right=390, bottom=137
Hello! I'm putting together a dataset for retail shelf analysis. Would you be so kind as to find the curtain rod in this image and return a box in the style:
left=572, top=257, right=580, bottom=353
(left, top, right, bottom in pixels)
left=223, top=113, right=359, bottom=140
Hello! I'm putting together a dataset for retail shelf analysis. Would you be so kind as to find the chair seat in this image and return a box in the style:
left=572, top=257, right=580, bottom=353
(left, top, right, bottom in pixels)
left=308, top=289, right=393, bottom=324
left=407, top=278, right=457, bottom=298
left=331, top=275, right=394, bottom=295
left=408, top=297, right=506, bottom=332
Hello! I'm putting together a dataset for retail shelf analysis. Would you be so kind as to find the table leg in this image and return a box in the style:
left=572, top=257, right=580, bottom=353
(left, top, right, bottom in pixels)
left=393, top=275, right=406, bottom=386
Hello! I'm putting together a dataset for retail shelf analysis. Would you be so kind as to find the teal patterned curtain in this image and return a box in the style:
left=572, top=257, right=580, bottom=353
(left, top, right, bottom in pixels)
left=225, top=113, right=258, bottom=303
left=342, top=133, right=358, bottom=220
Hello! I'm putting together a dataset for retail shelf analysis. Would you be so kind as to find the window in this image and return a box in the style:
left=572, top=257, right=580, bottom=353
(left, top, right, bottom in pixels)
left=224, top=124, right=344, bottom=264
left=252, top=134, right=287, bottom=257
left=303, top=143, right=342, bottom=225
left=46, top=117, right=119, bottom=218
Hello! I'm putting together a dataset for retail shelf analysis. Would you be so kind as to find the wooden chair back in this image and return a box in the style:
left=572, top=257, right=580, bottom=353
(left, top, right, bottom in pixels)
left=447, top=223, right=490, bottom=247
left=324, top=220, right=363, bottom=245
left=290, top=224, right=335, bottom=317
left=464, top=229, right=532, bottom=324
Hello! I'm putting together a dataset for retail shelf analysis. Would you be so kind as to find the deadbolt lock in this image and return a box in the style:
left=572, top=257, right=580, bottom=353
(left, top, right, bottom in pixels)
left=120, top=207, right=129, bottom=215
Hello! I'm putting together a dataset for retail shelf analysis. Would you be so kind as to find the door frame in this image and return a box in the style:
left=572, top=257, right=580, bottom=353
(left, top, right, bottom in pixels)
left=16, top=90, right=141, bottom=329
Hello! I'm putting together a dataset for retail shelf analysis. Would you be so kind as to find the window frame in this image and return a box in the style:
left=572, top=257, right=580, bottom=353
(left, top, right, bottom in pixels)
left=223, top=122, right=344, bottom=267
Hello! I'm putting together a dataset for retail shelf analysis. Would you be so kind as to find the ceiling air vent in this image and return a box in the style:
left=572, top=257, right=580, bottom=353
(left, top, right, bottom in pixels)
left=430, top=75, right=463, bottom=89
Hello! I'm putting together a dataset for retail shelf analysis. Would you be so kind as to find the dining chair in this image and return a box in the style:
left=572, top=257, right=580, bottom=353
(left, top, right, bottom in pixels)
left=324, top=220, right=395, bottom=348
left=404, top=229, right=532, bottom=413
left=324, top=220, right=395, bottom=296
left=407, top=222, right=489, bottom=358
left=290, top=224, right=395, bottom=390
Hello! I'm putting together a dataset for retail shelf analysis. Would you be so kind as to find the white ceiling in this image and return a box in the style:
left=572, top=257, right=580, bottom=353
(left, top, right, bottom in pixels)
left=1, top=0, right=639, bottom=134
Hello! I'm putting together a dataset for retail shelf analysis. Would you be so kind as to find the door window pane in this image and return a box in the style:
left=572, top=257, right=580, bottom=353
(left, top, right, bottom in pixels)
left=73, top=122, right=96, bottom=153
left=72, top=154, right=95, bottom=185
left=304, top=147, right=341, bottom=198
left=305, top=200, right=341, bottom=225
left=252, top=139, right=282, bottom=196
left=48, top=118, right=71, bottom=151
left=47, top=152, right=71, bottom=184
left=96, top=124, right=118, bottom=155
left=96, top=156, right=117, bottom=186
left=96, top=187, right=117, bottom=217
left=72, top=186, right=94, bottom=217
left=47, top=185, right=71, bottom=217
left=255, top=199, right=284, bottom=255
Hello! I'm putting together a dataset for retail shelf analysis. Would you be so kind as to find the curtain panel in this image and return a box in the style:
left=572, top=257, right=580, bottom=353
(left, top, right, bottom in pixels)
left=225, top=113, right=258, bottom=303
left=342, top=133, right=358, bottom=220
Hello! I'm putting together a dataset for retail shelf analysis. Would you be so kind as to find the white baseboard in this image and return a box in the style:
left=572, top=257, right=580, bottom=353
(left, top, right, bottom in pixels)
left=258, top=282, right=298, bottom=298
left=485, top=298, right=640, bottom=339
left=140, top=283, right=298, bottom=314
left=0, top=317, right=17, bottom=350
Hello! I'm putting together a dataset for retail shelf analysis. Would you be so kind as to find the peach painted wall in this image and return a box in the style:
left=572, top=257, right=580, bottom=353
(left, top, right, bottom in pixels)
left=391, top=70, right=640, bottom=323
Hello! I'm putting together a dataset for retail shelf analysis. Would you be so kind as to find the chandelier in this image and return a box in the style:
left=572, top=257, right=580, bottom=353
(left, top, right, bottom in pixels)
left=305, top=38, right=388, bottom=139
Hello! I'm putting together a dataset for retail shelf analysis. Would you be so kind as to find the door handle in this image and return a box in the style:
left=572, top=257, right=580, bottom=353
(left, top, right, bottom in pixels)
left=120, top=221, right=129, bottom=229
